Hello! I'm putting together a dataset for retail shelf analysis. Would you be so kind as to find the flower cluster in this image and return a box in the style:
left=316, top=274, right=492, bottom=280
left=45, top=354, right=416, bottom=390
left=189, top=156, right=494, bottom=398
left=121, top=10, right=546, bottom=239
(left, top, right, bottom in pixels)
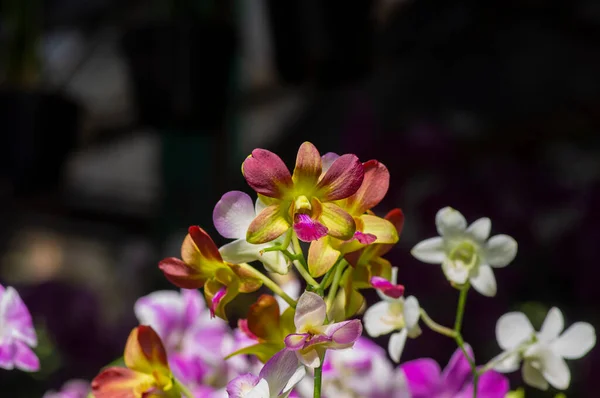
left=1, top=142, right=595, bottom=398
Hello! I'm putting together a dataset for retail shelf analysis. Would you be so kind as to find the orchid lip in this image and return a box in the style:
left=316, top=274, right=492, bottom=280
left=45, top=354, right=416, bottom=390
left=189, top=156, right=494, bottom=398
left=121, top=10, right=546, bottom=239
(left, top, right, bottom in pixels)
left=293, top=213, right=328, bottom=242
left=210, top=287, right=227, bottom=318
left=371, top=277, right=405, bottom=299
left=354, top=230, right=377, bottom=244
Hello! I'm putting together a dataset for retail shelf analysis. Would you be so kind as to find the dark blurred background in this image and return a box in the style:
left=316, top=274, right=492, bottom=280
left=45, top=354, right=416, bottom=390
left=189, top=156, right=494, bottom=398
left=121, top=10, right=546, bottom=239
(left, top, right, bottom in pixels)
left=1, top=0, right=599, bottom=396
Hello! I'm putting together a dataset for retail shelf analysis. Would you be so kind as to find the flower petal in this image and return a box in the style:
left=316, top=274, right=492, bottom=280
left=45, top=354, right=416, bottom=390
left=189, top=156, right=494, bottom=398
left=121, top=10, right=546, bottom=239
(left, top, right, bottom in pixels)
left=247, top=295, right=282, bottom=342
left=456, top=370, right=509, bottom=398
left=442, top=346, right=474, bottom=394
left=492, top=351, right=521, bottom=373
left=522, top=360, right=549, bottom=390
left=13, top=341, right=40, bottom=372
left=389, top=329, right=408, bottom=363
left=0, top=286, right=37, bottom=346
left=213, top=191, right=256, bottom=239
left=320, top=152, right=339, bottom=174
left=496, top=312, right=534, bottom=350
left=373, top=208, right=405, bottom=258
left=318, top=202, right=356, bottom=240
left=92, top=367, right=155, bottom=398
left=360, top=215, right=398, bottom=244
left=124, top=326, right=169, bottom=375
left=294, top=292, right=326, bottom=330
left=441, top=258, right=470, bottom=285
left=466, top=217, right=491, bottom=242
left=259, top=349, right=304, bottom=395
left=484, top=235, right=518, bottom=268
left=411, top=237, right=446, bottom=264
left=363, top=301, right=397, bottom=337
left=218, top=239, right=261, bottom=265
left=325, top=319, right=363, bottom=346
left=297, top=348, right=321, bottom=368
left=316, top=154, right=364, bottom=201
left=435, top=207, right=467, bottom=237
left=404, top=296, right=421, bottom=330
left=247, top=204, right=291, bottom=244
left=226, top=373, right=260, bottom=398
left=308, top=237, right=341, bottom=278
left=400, top=358, right=441, bottom=398
left=343, top=160, right=390, bottom=215
left=134, top=290, right=185, bottom=343
left=469, top=264, right=497, bottom=297
left=158, top=258, right=206, bottom=289
left=538, top=307, right=564, bottom=343
left=242, top=148, right=293, bottom=198
left=370, top=277, right=405, bottom=299
left=285, top=334, right=310, bottom=350
left=183, top=226, right=224, bottom=266
left=246, top=378, right=270, bottom=398
left=539, top=351, right=570, bottom=390
left=293, top=214, right=328, bottom=242
left=551, top=322, right=596, bottom=359
left=292, top=142, right=322, bottom=187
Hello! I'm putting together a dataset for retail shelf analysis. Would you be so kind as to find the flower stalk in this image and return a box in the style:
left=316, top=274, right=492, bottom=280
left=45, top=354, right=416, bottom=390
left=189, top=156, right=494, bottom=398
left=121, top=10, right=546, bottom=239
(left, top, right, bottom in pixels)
left=452, top=285, right=479, bottom=398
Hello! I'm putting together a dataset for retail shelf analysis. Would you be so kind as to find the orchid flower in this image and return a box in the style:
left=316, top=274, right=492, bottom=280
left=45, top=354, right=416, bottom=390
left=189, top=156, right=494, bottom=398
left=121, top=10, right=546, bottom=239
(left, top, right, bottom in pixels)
left=92, top=325, right=181, bottom=398
left=284, top=292, right=362, bottom=368
left=307, top=158, right=399, bottom=277
left=43, top=379, right=90, bottom=398
left=159, top=226, right=262, bottom=319
left=401, top=346, right=509, bottom=398
left=363, top=268, right=421, bottom=362
left=411, top=207, right=518, bottom=297
left=242, top=142, right=364, bottom=244
left=228, top=295, right=296, bottom=363
left=227, top=349, right=306, bottom=398
left=493, top=307, right=596, bottom=390
left=0, top=284, right=39, bottom=372
left=214, top=191, right=289, bottom=274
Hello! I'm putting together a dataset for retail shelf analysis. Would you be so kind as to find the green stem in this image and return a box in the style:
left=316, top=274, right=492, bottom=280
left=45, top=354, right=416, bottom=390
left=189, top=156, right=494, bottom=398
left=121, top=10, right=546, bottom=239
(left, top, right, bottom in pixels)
left=175, top=378, right=194, bottom=398
left=419, top=308, right=457, bottom=338
left=313, top=360, right=323, bottom=398
left=290, top=233, right=320, bottom=288
left=239, top=264, right=297, bottom=308
left=325, top=259, right=347, bottom=310
left=452, top=285, right=478, bottom=398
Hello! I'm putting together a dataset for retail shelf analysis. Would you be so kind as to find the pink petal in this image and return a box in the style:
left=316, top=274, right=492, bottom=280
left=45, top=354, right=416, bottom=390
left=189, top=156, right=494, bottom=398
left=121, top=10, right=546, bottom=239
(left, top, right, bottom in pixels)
left=321, top=152, right=339, bottom=173
left=354, top=230, right=376, bottom=244
left=293, top=214, right=328, bottom=242
left=13, top=341, right=40, bottom=372
left=0, top=286, right=37, bottom=346
left=210, top=287, right=227, bottom=318
left=259, top=349, right=302, bottom=394
left=442, top=346, right=474, bottom=394
left=242, top=148, right=293, bottom=198
left=182, top=289, right=205, bottom=329
left=284, top=334, right=310, bottom=350
left=237, top=319, right=259, bottom=341
left=401, top=358, right=442, bottom=397
left=456, top=370, right=509, bottom=398
left=0, top=342, right=15, bottom=369
left=344, top=160, right=390, bottom=214
left=327, top=319, right=363, bottom=346
left=292, top=142, right=322, bottom=186
left=213, top=191, right=256, bottom=239
left=294, top=292, right=327, bottom=330
left=370, top=276, right=405, bottom=299
left=316, top=154, right=364, bottom=201
left=226, top=373, right=261, bottom=398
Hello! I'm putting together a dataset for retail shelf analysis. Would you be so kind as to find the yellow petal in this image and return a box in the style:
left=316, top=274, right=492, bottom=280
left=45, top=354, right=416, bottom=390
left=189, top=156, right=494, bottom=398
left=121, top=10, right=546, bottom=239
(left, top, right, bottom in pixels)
left=308, top=237, right=341, bottom=278
left=318, top=202, right=356, bottom=240
left=247, top=204, right=291, bottom=244
left=124, top=326, right=170, bottom=381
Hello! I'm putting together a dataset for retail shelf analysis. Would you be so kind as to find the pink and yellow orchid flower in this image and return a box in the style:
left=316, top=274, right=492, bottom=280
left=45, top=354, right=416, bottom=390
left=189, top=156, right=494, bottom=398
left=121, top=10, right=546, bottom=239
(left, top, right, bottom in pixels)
left=284, top=292, right=362, bottom=368
left=158, top=226, right=262, bottom=320
left=242, top=142, right=364, bottom=244
left=307, top=158, right=399, bottom=277
left=91, top=325, right=180, bottom=398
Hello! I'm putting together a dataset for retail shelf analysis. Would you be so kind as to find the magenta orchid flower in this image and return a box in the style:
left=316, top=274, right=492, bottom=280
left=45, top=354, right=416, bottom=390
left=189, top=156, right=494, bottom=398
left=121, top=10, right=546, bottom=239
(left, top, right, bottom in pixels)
left=43, top=379, right=90, bottom=398
left=242, top=142, right=364, bottom=243
left=227, top=349, right=305, bottom=398
left=284, top=292, right=362, bottom=368
left=0, top=284, right=39, bottom=372
left=214, top=191, right=290, bottom=274
left=401, top=346, right=509, bottom=398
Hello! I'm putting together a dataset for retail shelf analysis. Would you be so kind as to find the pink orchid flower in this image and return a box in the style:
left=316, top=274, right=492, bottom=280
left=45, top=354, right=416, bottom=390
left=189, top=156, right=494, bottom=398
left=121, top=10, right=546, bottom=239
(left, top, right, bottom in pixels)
left=242, top=142, right=364, bottom=243
left=284, top=292, right=362, bottom=368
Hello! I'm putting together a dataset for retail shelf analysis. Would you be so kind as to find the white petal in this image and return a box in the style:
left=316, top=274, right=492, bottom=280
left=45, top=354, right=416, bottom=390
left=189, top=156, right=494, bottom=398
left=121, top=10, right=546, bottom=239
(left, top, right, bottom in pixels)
left=294, top=292, right=326, bottom=329
left=441, top=259, right=470, bottom=284
left=389, top=329, right=408, bottom=363
left=435, top=207, right=467, bottom=237
left=484, top=235, right=517, bottom=268
left=492, top=351, right=522, bottom=373
left=539, top=351, right=570, bottom=390
left=282, top=366, right=306, bottom=394
left=411, top=237, right=446, bottom=264
left=255, top=197, right=268, bottom=216
left=522, top=360, right=549, bottom=390
left=363, top=301, right=397, bottom=337
left=538, top=307, right=564, bottom=343
left=469, top=264, right=497, bottom=297
left=551, top=322, right=596, bottom=359
left=466, top=217, right=491, bottom=242
left=496, top=312, right=534, bottom=350
left=258, top=248, right=289, bottom=275
left=219, top=239, right=262, bottom=264
left=403, top=296, right=420, bottom=330
left=297, top=348, right=320, bottom=368
left=246, top=378, right=270, bottom=398
left=213, top=191, right=256, bottom=239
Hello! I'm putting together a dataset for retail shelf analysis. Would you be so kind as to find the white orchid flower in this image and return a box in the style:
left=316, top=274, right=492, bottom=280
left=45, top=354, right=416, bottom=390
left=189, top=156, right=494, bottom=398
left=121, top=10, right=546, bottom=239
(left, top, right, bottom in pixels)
left=493, top=307, right=596, bottom=390
left=213, top=191, right=289, bottom=274
left=363, top=268, right=421, bottom=362
left=411, top=206, right=518, bottom=297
